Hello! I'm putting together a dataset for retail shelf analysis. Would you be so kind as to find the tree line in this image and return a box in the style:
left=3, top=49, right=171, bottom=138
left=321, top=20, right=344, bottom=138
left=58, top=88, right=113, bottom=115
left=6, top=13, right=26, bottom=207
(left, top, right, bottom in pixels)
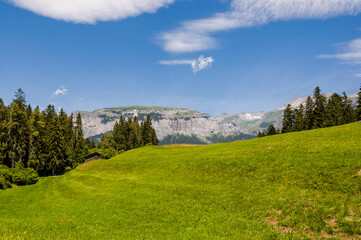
left=96, top=114, right=158, bottom=156
left=0, top=89, right=159, bottom=189
left=258, top=85, right=361, bottom=137
left=0, top=89, right=86, bottom=186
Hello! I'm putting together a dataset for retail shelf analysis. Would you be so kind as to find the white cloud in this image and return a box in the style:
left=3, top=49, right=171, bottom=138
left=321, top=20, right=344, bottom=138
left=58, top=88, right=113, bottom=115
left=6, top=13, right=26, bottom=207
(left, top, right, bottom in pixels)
left=6, top=0, right=174, bottom=23
left=53, top=86, right=68, bottom=96
left=159, top=0, right=361, bottom=53
left=318, top=38, right=361, bottom=63
left=355, top=73, right=361, bottom=77
left=159, top=55, right=215, bottom=73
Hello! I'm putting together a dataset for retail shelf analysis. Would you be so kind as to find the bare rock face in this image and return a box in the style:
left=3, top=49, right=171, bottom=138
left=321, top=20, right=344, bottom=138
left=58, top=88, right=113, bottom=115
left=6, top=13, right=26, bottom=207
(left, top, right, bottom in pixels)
left=79, top=106, right=254, bottom=140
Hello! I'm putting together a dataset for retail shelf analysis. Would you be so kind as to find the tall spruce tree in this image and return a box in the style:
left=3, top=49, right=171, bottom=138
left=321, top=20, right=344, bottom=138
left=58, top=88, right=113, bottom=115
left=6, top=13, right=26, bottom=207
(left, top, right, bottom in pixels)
left=357, top=84, right=361, bottom=121
left=28, top=106, right=44, bottom=171
left=72, top=113, right=85, bottom=165
left=45, top=105, right=62, bottom=175
left=292, top=104, right=305, bottom=131
left=282, top=104, right=294, bottom=133
left=0, top=99, right=8, bottom=165
left=341, top=92, right=356, bottom=125
left=304, top=96, right=314, bottom=130
left=8, top=102, right=29, bottom=168
left=266, top=124, right=277, bottom=136
left=312, top=86, right=326, bottom=129
left=324, top=93, right=343, bottom=127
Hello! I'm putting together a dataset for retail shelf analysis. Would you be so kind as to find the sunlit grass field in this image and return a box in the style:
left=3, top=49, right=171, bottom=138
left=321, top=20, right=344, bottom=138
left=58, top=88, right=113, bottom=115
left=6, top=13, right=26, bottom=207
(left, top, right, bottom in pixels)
left=1, top=123, right=361, bottom=239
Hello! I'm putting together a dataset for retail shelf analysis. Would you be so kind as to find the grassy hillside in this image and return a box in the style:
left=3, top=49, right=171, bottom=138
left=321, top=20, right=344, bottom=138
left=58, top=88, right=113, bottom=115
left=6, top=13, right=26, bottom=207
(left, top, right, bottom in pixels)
left=1, top=123, right=361, bottom=239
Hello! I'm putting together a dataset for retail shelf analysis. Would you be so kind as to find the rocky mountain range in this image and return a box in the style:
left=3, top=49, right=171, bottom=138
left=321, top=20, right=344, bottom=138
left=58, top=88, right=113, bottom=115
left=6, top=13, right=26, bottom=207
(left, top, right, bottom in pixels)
left=78, top=92, right=358, bottom=145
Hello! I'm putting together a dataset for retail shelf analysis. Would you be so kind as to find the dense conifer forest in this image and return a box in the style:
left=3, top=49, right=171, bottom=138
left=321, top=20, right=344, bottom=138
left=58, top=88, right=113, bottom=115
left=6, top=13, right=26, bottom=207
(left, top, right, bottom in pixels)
left=258, top=85, right=361, bottom=137
left=93, top=114, right=159, bottom=158
left=0, top=89, right=159, bottom=189
left=0, top=89, right=86, bottom=189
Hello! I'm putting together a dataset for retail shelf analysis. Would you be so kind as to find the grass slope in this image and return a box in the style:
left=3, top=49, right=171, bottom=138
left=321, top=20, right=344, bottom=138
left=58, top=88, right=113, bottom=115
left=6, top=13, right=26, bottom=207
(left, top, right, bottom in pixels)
left=1, top=123, right=361, bottom=239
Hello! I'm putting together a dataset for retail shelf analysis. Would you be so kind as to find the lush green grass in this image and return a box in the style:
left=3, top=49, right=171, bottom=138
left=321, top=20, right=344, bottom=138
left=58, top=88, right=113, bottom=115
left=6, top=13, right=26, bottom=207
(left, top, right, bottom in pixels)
left=1, top=123, right=361, bottom=239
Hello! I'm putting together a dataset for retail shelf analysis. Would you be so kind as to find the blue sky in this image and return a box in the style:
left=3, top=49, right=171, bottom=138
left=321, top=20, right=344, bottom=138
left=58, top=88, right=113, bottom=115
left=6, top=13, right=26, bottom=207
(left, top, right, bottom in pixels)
left=1, top=0, right=361, bottom=115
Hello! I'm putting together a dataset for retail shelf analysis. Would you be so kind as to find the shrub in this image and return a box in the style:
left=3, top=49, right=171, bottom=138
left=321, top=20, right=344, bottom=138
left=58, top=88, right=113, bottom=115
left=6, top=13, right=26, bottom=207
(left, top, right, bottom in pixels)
left=100, top=148, right=117, bottom=159
left=10, top=167, right=39, bottom=186
left=0, top=165, right=13, bottom=189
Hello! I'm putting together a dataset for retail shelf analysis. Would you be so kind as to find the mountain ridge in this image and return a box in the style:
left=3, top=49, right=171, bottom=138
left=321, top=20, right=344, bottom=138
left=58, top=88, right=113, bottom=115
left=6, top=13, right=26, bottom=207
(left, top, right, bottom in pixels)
left=78, top=92, right=358, bottom=145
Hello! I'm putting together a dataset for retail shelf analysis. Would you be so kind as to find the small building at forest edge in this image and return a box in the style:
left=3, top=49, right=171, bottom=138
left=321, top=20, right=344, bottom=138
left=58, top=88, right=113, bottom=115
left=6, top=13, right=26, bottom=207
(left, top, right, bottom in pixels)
left=83, top=152, right=101, bottom=163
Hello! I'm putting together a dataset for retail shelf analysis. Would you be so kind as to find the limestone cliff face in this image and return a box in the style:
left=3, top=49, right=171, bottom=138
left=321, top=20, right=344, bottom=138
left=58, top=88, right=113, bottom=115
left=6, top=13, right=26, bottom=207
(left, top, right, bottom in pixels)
left=79, top=107, right=253, bottom=140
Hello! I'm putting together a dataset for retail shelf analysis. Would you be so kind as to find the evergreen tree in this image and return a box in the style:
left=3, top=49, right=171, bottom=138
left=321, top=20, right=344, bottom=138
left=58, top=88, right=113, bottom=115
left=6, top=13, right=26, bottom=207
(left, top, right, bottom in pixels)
left=323, top=93, right=343, bottom=127
left=128, top=121, right=138, bottom=149
left=341, top=91, right=356, bottom=124
left=99, top=132, right=114, bottom=149
left=0, top=99, right=8, bottom=165
left=44, top=105, right=63, bottom=175
left=312, top=86, right=327, bottom=129
left=90, top=139, right=97, bottom=149
left=293, top=104, right=305, bottom=131
left=12, top=88, right=27, bottom=110
left=72, top=113, right=85, bottom=165
left=58, top=109, right=70, bottom=170
left=266, top=124, right=277, bottom=136
left=28, top=106, right=44, bottom=171
left=282, top=104, right=294, bottom=133
left=257, top=131, right=265, bottom=138
left=357, top=84, right=361, bottom=121
left=304, top=96, right=314, bottom=130
left=8, top=102, right=29, bottom=168
left=151, top=127, right=159, bottom=145
left=112, top=121, right=121, bottom=152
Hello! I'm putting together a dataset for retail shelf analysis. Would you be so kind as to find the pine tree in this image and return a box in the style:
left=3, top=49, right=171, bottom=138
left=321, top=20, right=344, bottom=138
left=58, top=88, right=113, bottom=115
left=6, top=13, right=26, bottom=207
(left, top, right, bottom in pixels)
left=357, top=84, right=361, bottom=121
left=324, top=93, right=343, bottom=127
left=266, top=124, right=277, bottom=136
left=8, top=102, right=29, bottom=168
left=312, top=86, right=326, bottom=129
left=0, top=99, right=8, bottom=165
left=72, top=113, right=85, bottom=165
left=282, top=104, right=294, bottom=133
left=7, top=89, right=31, bottom=168
left=12, top=88, right=27, bottom=110
left=99, top=132, right=114, bottom=149
left=293, top=104, right=305, bottom=131
left=257, top=131, right=265, bottom=138
left=151, top=127, right=158, bottom=145
left=341, top=91, right=356, bottom=124
left=304, top=96, right=314, bottom=130
left=141, top=114, right=153, bottom=145
left=58, top=108, right=70, bottom=170
left=28, top=106, right=44, bottom=171
left=90, top=139, right=97, bottom=149
left=45, top=105, right=63, bottom=175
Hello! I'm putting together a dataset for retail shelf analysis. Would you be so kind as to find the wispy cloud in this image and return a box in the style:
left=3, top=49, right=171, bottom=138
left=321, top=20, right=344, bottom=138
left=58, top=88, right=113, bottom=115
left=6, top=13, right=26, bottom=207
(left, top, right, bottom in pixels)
left=159, top=0, right=361, bottom=53
left=159, top=55, right=215, bottom=73
left=53, top=86, right=68, bottom=96
left=7, top=0, right=174, bottom=24
left=355, top=73, right=361, bottom=77
left=318, top=38, right=361, bottom=63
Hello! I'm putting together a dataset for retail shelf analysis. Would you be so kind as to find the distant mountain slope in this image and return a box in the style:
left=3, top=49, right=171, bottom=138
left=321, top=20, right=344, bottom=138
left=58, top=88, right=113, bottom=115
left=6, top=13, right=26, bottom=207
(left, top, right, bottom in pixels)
left=79, top=93, right=358, bottom=145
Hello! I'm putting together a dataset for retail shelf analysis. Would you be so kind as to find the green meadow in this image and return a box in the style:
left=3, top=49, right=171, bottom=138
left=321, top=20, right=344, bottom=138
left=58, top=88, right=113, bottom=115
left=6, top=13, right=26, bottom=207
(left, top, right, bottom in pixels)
left=1, top=123, right=361, bottom=239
